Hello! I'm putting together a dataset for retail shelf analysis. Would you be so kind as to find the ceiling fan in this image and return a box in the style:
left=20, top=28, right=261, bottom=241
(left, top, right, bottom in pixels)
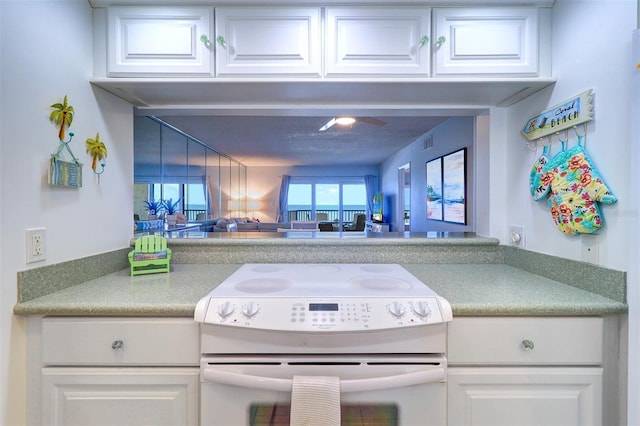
left=318, top=116, right=387, bottom=131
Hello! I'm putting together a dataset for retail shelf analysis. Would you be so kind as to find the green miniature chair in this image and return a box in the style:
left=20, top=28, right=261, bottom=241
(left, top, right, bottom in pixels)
left=128, top=235, right=171, bottom=276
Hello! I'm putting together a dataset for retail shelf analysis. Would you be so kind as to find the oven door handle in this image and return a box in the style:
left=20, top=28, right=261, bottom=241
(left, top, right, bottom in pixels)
left=201, top=368, right=445, bottom=392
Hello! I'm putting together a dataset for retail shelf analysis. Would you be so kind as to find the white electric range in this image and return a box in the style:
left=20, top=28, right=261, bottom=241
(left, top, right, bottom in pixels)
left=194, top=264, right=452, bottom=425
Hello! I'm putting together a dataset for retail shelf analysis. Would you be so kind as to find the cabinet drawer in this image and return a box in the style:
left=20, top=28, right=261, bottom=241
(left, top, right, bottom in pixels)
left=42, top=317, right=199, bottom=366
left=448, top=317, right=603, bottom=365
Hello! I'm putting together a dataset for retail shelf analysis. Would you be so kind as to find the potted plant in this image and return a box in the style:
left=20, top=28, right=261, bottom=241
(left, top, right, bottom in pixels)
left=162, top=198, right=181, bottom=226
left=143, top=199, right=163, bottom=220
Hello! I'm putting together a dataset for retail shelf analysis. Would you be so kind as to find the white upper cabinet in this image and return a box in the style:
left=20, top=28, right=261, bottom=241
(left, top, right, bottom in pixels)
left=102, top=6, right=547, bottom=79
left=214, top=7, right=321, bottom=77
left=325, top=7, right=431, bottom=76
left=433, top=8, right=539, bottom=76
left=107, top=6, right=213, bottom=77
left=94, top=5, right=554, bottom=108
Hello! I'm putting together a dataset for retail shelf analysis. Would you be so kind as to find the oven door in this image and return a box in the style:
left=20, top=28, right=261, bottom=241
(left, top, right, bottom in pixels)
left=200, top=354, right=446, bottom=426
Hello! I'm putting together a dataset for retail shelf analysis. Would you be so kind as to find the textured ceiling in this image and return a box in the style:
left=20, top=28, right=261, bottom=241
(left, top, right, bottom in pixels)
left=151, top=115, right=451, bottom=167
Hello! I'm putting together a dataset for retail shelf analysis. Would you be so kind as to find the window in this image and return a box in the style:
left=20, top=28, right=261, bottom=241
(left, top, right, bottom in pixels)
left=185, top=184, right=207, bottom=216
left=287, top=179, right=366, bottom=227
left=150, top=183, right=207, bottom=221
left=287, top=184, right=313, bottom=221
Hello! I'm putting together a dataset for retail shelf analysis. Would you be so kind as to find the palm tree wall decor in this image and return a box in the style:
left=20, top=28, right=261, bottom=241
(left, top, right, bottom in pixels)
left=50, top=95, right=74, bottom=141
left=86, top=132, right=107, bottom=180
left=48, top=95, right=82, bottom=187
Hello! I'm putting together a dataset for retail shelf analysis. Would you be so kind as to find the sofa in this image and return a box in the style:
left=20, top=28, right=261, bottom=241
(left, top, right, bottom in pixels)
left=195, top=217, right=292, bottom=232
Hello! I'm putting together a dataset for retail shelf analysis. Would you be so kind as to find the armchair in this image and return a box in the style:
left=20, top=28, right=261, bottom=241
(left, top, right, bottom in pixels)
left=319, top=223, right=334, bottom=231
left=344, top=213, right=366, bottom=231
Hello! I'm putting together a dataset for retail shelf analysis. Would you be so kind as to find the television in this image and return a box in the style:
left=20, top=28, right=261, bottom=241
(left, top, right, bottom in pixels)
left=372, top=193, right=384, bottom=222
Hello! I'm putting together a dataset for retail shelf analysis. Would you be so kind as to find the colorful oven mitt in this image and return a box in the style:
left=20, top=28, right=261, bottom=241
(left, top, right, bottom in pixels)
left=529, top=144, right=551, bottom=201
left=532, top=136, right=616, bottom=235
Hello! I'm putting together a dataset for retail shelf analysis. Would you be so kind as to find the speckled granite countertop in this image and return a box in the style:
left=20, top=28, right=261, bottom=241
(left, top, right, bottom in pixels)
left=13, top=263, right=627, bottom=317
left=403, top=264, right=626, bottom=316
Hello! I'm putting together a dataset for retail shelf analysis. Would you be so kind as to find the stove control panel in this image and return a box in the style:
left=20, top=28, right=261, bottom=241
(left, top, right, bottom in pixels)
left=196, top=297, right=452, bottom=332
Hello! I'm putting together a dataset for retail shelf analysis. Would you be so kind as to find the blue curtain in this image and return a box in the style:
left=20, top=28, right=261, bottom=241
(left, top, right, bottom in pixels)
left=364, top=175, right=376, bottom=220
left=276, top=175, right=291, bottom=223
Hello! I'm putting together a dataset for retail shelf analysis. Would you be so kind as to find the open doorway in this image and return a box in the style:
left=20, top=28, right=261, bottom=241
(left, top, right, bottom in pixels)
left=398, top=163, right=411, bottom=232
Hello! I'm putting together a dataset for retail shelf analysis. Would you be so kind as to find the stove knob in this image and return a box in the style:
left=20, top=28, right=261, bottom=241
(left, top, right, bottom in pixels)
left=411, top=301, right=432, bottom=318
left=217, top=301, right=235, bottom=318
left=388, top=301, right=406, bottom=318
left=242, top=302, right=260, bottom=318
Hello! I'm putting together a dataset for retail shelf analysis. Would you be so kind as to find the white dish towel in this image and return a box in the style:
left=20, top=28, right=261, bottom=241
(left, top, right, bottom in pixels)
left=290, top=375, right=341, bottom=426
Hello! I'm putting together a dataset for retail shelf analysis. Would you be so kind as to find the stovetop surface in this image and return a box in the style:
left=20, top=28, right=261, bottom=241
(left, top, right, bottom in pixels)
left=207, top=263, right=439, bottom=299
left=195, top=263, right=452, bottom=336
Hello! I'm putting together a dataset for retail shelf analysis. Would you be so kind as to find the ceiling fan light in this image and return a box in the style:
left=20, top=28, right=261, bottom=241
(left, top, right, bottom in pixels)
left=335, top=117, right=356, bottom=126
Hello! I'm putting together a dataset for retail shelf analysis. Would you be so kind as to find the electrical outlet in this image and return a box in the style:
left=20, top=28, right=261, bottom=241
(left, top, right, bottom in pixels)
left=509, top=225, right=525, bottom=248
left=581, top=234, right=599, bottom=264
left=26, top=228, right=46, bottom=263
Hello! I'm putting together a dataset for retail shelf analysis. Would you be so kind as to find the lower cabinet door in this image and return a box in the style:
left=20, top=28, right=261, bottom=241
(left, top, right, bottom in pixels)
left=447, top=367, right=603, bottom=426
left=42, top=367, right=199, bottom=426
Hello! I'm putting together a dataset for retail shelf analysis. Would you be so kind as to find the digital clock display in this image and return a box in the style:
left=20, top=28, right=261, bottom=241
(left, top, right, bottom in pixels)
left=309, top=303, right=339, bottom=311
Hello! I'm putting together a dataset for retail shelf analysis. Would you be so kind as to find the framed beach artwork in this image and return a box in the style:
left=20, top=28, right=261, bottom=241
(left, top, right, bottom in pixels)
left=425, top=157, right=443, bottom=221
left=442, top=148, right=466, bottom=224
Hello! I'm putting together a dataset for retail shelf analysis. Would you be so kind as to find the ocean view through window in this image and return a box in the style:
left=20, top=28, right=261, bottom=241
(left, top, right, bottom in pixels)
left=287, top=180, right=367, bottom=227
left=151, top=183, right=207, bottom=221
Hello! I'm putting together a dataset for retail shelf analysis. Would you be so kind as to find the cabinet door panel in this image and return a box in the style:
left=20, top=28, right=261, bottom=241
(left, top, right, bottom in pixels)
left=42, top=368, right=199, bottom=426
left=215, top=8, right=321, bottom=77
left=448, top=367, right=603, bottom=426
left=434, top=8, right=538, bottom=76
left=107, top=7, right=213, bottom=76
left=326, top=8, right=431, bottom=76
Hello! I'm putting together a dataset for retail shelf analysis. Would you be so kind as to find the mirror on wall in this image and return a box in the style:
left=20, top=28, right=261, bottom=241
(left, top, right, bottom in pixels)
left=133, top=116, right=247, bottom=223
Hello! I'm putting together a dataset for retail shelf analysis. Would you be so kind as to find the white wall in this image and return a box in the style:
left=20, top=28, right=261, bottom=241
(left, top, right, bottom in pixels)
left=248, top=165, right=379, bottom=222
left=502, top=1, right=635, bottom=269
left=498, top=0, right=637, bottom=423
left=0, top=1, right=134, bottom=424
left=380, top=116, right=475, bottom=233
left=630, top=26, right=640, bottom=426
left=0, top=0, right=4, bottom=421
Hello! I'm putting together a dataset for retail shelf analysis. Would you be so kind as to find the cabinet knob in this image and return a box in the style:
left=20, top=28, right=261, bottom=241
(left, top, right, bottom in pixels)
left=111, top=340, right=124, bottom=351
left=436, top=36, right=446, bottom=48
left=521, top=339, right=535, bottom=351
left=216, top=35, right=226, bottom=48
left=199, top=35, right=212, bottom=48
left=419, top=36, right=429, bottom=47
